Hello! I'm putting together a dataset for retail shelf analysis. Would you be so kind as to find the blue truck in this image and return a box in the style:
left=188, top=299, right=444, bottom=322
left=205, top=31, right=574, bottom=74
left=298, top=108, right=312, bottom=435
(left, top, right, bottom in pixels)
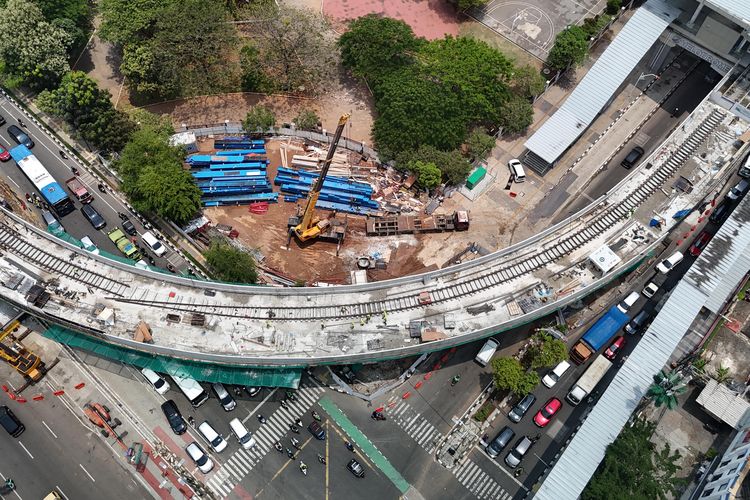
left=570, top=306, right=629, bottom=364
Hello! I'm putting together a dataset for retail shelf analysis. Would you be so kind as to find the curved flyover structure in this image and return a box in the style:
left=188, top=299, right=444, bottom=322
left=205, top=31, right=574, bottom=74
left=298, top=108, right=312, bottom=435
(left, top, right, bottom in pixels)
left=0, top=102, right=743, bottom=368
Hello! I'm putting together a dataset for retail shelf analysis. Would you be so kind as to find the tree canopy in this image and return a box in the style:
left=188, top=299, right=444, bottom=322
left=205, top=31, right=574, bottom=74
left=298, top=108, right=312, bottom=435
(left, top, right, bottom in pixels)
left=37, top=71, right=135, bottom=152
left=397, top=145, right=472, bottom=186
left=409, top=160, right=442, bottom=190
left=547, top=26, right=589, bottom=71
left=466, top=128, right=495, bottom=161
left=528, top=333, right=568, bottom=370
left=294, top=109, right=320, bottom=131
left=0, top=0, right=73, bottom=90
left=583, top=419, right=683, bottom=500
left=115, top=123, right=202, bottom=224
left=205, top=241, right=258, bottom=284
left=339, top=14, right=421, bottom=84
left=491, top=357, right=540, bottom=395
left=243, top=106, right=276, bottom=133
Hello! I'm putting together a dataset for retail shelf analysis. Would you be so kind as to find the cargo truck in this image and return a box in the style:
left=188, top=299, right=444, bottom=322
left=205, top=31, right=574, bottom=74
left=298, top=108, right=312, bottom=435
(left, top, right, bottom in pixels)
left=566, top=356, right=612, bottom=405
left=65, top=177, right=92, bottom=204
left=108, top=229, right=141, bottom=260
left=570, top=306, right=629, bottom=364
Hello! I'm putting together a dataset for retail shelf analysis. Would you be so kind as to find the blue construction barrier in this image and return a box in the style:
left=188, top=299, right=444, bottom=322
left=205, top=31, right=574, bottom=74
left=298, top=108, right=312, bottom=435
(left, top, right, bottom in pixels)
left=202, top=192, right=278, bottom=206
left=206, top=162, right=268, bottom=171
left=192, top=169, right=266, bottom=180
left=187, top=154, right=267, bottom=166
left=215, top=149, right=267, bottom=156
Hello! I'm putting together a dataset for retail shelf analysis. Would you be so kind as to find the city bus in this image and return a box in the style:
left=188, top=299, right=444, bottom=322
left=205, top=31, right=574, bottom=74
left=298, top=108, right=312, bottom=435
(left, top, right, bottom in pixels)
left=10, top=145, right=74, bottom=217
left=170, top=374, right=209, bottom=408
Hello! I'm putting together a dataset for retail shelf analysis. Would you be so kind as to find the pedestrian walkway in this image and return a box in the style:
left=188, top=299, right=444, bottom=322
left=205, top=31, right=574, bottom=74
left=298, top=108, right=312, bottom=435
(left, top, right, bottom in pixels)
left=205, top=383, right=325, bottom=497
left=384, top=398, right=443, bottom=454
left=451, top=457, right=508, bottom=500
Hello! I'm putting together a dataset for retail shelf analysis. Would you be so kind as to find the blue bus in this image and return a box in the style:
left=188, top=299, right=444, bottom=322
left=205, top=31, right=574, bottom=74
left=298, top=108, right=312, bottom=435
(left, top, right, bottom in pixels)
left=10, top=145, right=74, bottom=217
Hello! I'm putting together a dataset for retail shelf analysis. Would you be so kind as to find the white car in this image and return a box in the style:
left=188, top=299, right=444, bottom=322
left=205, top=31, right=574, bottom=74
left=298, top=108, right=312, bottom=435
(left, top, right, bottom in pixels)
left=186, top=442, right=214, bottom=473
left=616, top=291, right=640, bottom=314
left=542, top=360, right=571, bottom=388
left=656, top=251, right=684, bottom=274
left=141, top=231, right=167, bottom=257
left=141, top=368, right=170, bottom=395
left=642, top=282, right=659, bottom=298
left=80, top=236, right=100, bottom=255
left=230, top=418, right=256, bottom=450
left=198, top=421, right=227, bottom=453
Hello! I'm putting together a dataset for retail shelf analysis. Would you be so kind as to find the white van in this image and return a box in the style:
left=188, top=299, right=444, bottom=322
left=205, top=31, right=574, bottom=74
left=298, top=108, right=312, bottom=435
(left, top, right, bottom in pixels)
left=475, top=338, right=499, bottom=367
left=542, top=360, right=571, bottom=388
left=616, top=291, right=640, bottom=313
left=508, top=159, right=526, bottom=183
left=229, top=418, right=256, bottom=450
left=141, top=231, right=167, bottom=257
left=185, top=442, right=214, bottom=473
left=198, top=421, right=227, bottom=453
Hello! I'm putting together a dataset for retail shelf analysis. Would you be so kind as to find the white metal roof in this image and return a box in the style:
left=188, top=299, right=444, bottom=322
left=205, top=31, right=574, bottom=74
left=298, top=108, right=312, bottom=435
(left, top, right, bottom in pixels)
left=523, top=0, right=680, bottom=165
left=535, top=193, right=750, bottom=499
left=696, top=379, right=750, bottom=429
left=589, top=245, right=621, bottom=273
left=704, top=0, right=750, bottom=29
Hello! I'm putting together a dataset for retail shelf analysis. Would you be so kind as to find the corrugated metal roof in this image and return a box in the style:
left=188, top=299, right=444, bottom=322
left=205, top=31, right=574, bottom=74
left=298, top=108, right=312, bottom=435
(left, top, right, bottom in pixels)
left=704, top=0, right=750, bottom=28
left=686, top=197, right=750, bottom=312
left=536, top=193, right=750, bottom=499
left=695, top=379, right=750, bottom=429
left=523, top=0, right=680, bottom=165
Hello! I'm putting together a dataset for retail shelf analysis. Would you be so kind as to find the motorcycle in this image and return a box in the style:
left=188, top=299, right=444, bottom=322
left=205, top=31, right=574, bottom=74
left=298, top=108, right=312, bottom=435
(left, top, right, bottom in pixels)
left=371, top=411, right=386, bottom=421
left=317, top=454, right=326, bottom=464
left=274, top=441, right=283, bottom=453
left=311, top=411, right=321, bottom=422
left=257, top=414, right=267, bottom=424
left=286, top=448, right=295, bottom=460
left=187, top=416, right=195, bottom=428
left=291, top=437, right=301, bottom=449
left=71, top=167, right=80, bottom=176
left=1, top=478, right=14, bottom=493
left=289, top=424, right=300, bottom=434
left=286, top=390, right=297, bottom=401
left=280, top=399, right=289, bottom=410
left=118, top=212, right=129, bottom=221
left=233, top=386, right=242, bottom=397
left=59, top=150, right=68, bottom=159
left=451, top=375, right=461, bottom=386
left=294, top=417, right=303, bottom=427
left=17, top=117, right=25, bottom=128
left=345, top=441, right=354, bottom=452
left=299, top=461, right=307, bottom=476
left=97, top=183, right=107, bottom=193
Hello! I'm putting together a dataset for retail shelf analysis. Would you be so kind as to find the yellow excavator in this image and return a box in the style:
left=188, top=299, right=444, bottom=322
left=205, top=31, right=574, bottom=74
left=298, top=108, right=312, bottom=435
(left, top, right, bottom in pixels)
left=288, top=113, right=350, bottom=251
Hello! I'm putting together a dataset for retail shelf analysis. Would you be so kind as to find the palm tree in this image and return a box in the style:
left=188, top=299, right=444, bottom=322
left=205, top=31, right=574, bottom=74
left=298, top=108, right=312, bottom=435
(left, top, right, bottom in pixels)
left=715, top=365, right=731, bottom=383
left=647, top=370, right=687, bottom=410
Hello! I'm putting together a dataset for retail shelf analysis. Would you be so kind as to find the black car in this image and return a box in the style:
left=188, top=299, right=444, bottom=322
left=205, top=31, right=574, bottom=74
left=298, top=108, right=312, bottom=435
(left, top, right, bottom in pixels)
left=485, top=426, right=515, bottom=459
left=122, top=219, right=137, bottom=236
left=709, top=200, right=732, bottom=224
left=621, top=146, right=644, bottom=169
left=0, top=200, right=12, bottom=212
left=161, top=400, right=187, bottom=435
left=308, top=421, right=326, bottom=440
left=7, top=124, right=33, bottom=149
left=0, top=405, right=24, bottom=437
left=245, top=386, right=261, bottom=397
left=508, top=393, right=537, bottom=423
left=624, top=310, right=652, bottom=335
left=0, top=114, right=5, bottom=126
left=81, top=204, right=106, bottom=230
left=347, top=459, right=365, bottom=478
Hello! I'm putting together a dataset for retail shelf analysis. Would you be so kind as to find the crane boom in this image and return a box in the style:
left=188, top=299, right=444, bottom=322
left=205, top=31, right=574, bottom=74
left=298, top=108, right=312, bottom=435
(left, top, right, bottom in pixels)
left=293, top=114, right=350, bottom=242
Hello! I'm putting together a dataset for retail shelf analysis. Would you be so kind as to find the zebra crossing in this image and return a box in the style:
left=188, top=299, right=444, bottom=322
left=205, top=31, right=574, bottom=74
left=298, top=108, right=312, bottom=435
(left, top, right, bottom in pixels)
left=206, top=383, right=326, bottom=497
left=385, top=398, right=443, bottom=454
left=451, top=458, right=509, bottom=500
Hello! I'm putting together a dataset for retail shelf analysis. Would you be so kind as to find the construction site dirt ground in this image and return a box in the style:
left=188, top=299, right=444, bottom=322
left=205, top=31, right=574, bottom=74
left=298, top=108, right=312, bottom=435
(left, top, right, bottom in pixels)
left=201, top=138, right=505, bottom=283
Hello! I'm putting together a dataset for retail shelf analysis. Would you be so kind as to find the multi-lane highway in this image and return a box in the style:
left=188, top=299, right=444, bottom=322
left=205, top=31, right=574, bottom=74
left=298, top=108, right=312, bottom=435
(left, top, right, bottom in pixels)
left=0, top=96, right=187, bottom=272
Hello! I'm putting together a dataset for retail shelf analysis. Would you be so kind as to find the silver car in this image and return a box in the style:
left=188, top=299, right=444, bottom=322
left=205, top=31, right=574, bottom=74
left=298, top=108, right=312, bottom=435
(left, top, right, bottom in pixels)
left=505, top=436, right=533, bottom=468
left=211, top=382, right=236, bottom=411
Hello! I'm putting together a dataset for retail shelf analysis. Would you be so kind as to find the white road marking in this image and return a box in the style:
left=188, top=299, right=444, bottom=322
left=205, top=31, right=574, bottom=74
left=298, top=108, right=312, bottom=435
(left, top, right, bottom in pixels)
left=18, top=441, right=33, bottom=459
left=5, top=379, right=16, bottom=391
left=78, top=464, right=95, bottom=482
left=42, top=420, right=58, bottom=439
left=242, top=387, right=277, bottom=424
left=6, top=177, right=18, bottom=189
left=56, top=486, right=70, bottom=500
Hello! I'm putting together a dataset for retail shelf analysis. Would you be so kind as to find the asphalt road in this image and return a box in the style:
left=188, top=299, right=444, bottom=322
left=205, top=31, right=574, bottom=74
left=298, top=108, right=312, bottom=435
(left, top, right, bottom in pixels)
left=557, top=58, right=721, bottom=220
left=0, top=96, right=187, bottom=272
left=0, top=368, right=150, bottom=500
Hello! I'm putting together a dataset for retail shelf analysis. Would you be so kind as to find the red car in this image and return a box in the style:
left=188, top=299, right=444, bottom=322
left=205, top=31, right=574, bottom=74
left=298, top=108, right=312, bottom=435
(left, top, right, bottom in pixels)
left=0, top=143, right=9, bottom=162
left=689, top=231, right=712, bottom=256
left=604, top=335, right=626, bottom=360
left=533, top=397, right=562, bottom=427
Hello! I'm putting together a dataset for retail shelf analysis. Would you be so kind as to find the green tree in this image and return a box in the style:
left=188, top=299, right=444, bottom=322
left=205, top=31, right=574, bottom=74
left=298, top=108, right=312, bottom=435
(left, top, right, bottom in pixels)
left=583, top=419, right=682, bottom=500
left=205, top=241, right=258, bottom=284
left=294, top=109, right=320, bottom=131
left=547, top=26, right=589, bottom=71
left=466, top=128, right=495, bottom=160
left=715, top=364, right=731, bottom=383
left=99, top=0, right=166, bottom=46
left=115, top=124, right=202, bottom=223
left=510, top=65, right=546, bottom=98
left=606, top=0, right=622, bottom=15
left=456, top=0, right=489, bottom=10
left=491, top=357, right=540, bottom=395
left=398, top=145, right=472, bottom=186
left=243, top=106, right=276, bottom=133
left=339, top=14, right=420, bottom=84
left=36, top=0, right=92, bottom=53
left=528, top=332, right=568, bottom=370
left=409, top=160, right=442, bottom=190
left=647, top=370, right=687, bottom=410
left=498, top=95, right=534, bottom=135
left=37, top=71, right=136, bottom=152
left=239, top=44, right=272, bottom=93
left=0, top=0, right=73, bottom=90
left=255, top=6, right=334, bottom=93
